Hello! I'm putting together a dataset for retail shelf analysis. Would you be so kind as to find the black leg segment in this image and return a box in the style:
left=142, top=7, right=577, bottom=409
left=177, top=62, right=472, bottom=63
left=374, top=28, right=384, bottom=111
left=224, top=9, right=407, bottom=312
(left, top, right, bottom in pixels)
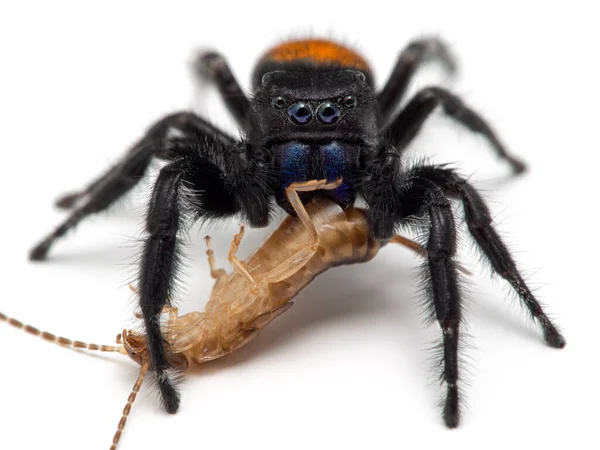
left=455, top=180, right=565, bottom=347
left=194, top=51, right=252, bottom=132
left=365, top=160, right=466, bottom=427
left=377, top=37, right=456, bottom=125
left=384, top=87, right=526, bottom=174
left=427, top=201, right=462, bottom=427
left=29, top=141, right=158, bottom=260
left=406, top=165, right=566, bottom=348
left=137, top=139, right=255, bottom=412
left=30, top=112, right=238, bottom=260
left=138, top=160, right=185, bottom=413
left=362, top=156, right=565, bottom=426
left=54, top=112, right=236, bottom=211
left=134, top=135, right=273, bottom=412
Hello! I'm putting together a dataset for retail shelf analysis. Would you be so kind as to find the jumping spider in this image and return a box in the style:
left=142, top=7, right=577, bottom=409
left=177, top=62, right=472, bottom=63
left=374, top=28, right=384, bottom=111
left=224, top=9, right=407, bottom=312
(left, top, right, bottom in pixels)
left=30, top=37, right=565, bottom=427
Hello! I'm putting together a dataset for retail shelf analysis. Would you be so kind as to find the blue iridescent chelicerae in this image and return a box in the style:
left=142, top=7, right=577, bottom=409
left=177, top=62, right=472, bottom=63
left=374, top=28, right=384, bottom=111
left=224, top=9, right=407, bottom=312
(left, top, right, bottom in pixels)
left=277, top=141, right=356, bottom=212
left=279, top=142, right=311, bottom=188
left=320, top=142, right=354, bottom=206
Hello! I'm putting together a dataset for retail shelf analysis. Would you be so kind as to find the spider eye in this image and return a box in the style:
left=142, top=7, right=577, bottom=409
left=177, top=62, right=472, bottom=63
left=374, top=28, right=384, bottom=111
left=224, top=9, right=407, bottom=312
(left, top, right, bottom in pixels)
left=288, top=102, right=312, bottom=125
left=316, top=102, right=341, bottom=124
left=271, top=96, right=285, bottom=109
left=343, top=95, right=357, bottom=109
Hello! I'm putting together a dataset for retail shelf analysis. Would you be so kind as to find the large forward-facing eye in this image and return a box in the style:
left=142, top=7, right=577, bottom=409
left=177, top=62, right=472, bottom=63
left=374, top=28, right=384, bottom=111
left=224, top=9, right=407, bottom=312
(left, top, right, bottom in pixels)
left=316, top=102, right=341, bottom=124
left=288, top=102, right=313, bottom=125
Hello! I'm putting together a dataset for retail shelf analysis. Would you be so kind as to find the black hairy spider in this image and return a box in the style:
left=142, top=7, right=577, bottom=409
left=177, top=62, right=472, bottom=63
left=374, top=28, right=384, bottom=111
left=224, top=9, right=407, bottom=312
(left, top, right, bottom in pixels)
left=29, top=37, right=565, bottom=427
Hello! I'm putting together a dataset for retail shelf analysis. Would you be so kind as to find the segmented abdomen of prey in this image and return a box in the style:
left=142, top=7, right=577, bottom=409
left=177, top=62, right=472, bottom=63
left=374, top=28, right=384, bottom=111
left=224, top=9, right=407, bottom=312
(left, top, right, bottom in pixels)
left=178, top=199, right=383, bottom=365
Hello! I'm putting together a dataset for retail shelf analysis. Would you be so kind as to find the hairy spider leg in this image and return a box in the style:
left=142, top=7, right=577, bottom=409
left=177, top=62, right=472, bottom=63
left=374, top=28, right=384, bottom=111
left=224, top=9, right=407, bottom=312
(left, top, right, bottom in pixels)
left=375, top=38, right=524, bottom=173
left=383, top=87, right=526, bottom=173
left=29, top=113, right=237, bottom=261
left=137, top=146, right=255, bottom=413
left=377, top=37, right=457, bottom=124
left=194, top=51, right=252, bottom=131
left=397, top=164, right=563, bottom=427
left=130, top=115, right=272, bottom=416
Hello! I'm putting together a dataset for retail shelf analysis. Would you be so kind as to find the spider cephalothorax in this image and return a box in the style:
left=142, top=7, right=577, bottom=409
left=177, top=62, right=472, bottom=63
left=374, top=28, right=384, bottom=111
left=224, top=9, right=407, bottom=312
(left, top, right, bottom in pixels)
left=30, top=37, right=563, bottom=427
left=251, top=67, right=378, bottom=214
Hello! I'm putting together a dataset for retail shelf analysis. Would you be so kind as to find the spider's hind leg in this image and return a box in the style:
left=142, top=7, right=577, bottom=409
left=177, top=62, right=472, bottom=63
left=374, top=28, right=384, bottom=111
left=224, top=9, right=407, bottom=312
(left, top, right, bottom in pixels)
left=377, top=37, right=456, bottom=124
left=227, top=225, right=258, bottom=290
left=29, top=140, right=158, bottom=260
left=383, top=87, right=526, bottom=174
left=377, top=174, right=466, bottom=427
left=451, top=174, right=565, bottom=347
left=54, top=113, right=234, bottom=211
left=194, top=51, right=252, bottom=131
left=364, top=152, right=564, bottom=427
left=402, top=165, right=566, bottom=348
left=30, top=112, right=237, bottom=261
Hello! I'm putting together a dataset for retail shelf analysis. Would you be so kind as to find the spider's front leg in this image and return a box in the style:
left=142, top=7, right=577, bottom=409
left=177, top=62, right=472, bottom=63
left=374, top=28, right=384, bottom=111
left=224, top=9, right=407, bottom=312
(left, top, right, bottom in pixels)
left=372, top=166, right=464, bottom=426
left=137, top=136, right=272, bottom=413
left=410, top=165, right=566, bottom=348
left=362, top=149, right=564, bottom=427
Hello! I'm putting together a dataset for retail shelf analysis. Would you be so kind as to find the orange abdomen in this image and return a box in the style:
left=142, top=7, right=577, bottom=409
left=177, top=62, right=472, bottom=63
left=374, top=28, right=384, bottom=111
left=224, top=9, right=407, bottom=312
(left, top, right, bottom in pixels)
left=252, top=38, right=373, bottom=88
left=262, top=39, right=370, bottom=71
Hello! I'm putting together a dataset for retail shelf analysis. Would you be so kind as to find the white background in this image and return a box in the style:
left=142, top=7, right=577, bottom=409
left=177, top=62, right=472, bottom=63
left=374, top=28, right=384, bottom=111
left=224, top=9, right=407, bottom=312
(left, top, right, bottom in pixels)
left=0, top=2, right=598, bottom=449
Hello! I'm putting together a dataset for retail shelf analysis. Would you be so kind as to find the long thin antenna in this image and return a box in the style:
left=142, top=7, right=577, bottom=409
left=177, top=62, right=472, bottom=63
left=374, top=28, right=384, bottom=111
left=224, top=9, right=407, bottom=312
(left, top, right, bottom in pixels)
left=0, top=312, right=126, bottom=354
left=110, top=363, right=149, bottom=450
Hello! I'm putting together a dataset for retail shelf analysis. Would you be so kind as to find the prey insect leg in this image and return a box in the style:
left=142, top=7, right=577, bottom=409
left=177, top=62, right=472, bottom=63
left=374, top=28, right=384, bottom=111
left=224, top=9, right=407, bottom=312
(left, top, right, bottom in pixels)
left=204, top=236, right=228, bottom=289
left=390, top=234, right=427, bottom=257
left=205, top=236, right=227, bottom=280
left=264, top=179, right=343, bottom=283
left=228, top=225, right=258, bottom=290
left=285, top=179, right=343, bottom=242
left=390, top=234, right=472, bottom=276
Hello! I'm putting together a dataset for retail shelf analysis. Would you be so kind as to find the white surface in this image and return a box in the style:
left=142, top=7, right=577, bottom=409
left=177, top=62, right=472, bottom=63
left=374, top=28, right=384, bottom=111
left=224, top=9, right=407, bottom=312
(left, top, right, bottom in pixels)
left=0, top=2, right=598, bottom=450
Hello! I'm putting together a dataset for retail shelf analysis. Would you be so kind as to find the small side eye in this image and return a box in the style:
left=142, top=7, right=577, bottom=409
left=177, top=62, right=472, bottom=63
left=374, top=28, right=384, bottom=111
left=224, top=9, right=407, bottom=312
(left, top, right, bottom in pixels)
left=271, top=96, right=285, bottom=109
left=343, top=96, right=357, bottom=109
